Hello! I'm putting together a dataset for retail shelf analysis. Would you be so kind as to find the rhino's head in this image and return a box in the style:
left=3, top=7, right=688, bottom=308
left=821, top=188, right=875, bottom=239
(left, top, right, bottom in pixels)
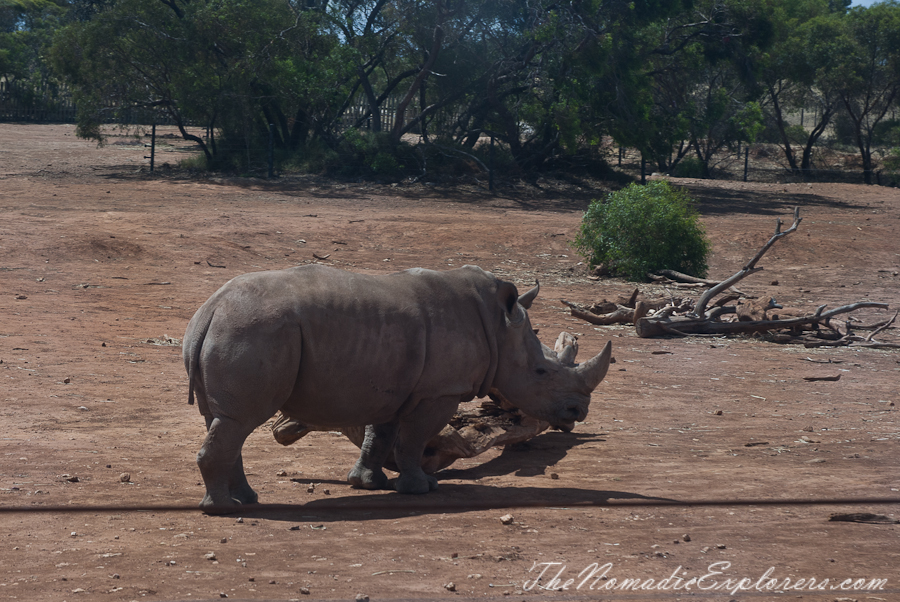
left=490, top=280, right=612, bottom=432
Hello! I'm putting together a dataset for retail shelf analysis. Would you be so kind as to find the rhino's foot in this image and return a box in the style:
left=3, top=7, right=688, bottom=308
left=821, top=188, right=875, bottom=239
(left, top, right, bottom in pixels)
left=394, top=472, right=438, bottom=495
left=347, top=465, right=389, bottom=490
left=230, top=483, right=259, bottom=505
left=199, top=493, right=246, bottom=515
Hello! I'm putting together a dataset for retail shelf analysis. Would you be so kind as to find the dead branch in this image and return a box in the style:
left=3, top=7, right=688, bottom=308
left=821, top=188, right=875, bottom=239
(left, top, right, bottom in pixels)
left=692, top=207, right=801, bottom=319
left=654, top=269, right=719, bottom=285
left=866, top=310, right=898, bottom=342
left=636, top=302, right=889, bottom=338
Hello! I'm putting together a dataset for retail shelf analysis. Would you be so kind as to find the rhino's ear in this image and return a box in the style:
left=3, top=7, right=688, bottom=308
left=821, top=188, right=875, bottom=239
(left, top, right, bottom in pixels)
left=518, top=281, right=540, bottom=309
left=497, top=280, right=519, bottom=315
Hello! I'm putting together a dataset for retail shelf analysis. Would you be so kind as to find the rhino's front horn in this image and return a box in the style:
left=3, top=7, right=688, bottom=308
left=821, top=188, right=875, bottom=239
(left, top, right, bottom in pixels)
left=576, top=341, right=612, bottom=390
left=518, top=281, right=540, bottom=309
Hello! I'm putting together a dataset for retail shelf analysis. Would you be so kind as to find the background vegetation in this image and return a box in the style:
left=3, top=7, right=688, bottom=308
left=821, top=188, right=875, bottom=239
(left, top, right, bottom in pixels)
left=2, top=0, right=899, bottom=181
left=575, top=181, right=710, bottom=280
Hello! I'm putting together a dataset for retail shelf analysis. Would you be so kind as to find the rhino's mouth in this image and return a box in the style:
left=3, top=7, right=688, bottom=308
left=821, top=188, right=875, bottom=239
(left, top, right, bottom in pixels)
left=554, top=421, right=576, bottom=433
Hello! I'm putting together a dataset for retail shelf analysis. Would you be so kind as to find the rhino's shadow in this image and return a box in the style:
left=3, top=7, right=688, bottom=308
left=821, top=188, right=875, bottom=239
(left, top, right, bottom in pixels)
left=233, top=484, right=670, bottom=522
left=438, top=431, right=605, bottom=480
left=230, top=431, right=658, bottom=523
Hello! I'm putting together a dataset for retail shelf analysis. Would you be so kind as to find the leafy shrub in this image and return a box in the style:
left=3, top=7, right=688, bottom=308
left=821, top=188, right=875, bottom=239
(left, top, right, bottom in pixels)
left=574, top=181, right=711, bottom=281
left=671, top=156, right=706, bottom=178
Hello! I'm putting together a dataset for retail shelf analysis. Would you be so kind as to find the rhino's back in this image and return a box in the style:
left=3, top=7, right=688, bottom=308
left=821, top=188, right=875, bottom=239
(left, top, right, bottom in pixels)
left=202, top=265, right=495, bottom=427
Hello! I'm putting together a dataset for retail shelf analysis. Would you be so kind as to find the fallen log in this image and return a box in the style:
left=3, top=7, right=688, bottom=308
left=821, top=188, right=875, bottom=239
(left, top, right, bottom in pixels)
left=635, top=302, right=890, bottom=338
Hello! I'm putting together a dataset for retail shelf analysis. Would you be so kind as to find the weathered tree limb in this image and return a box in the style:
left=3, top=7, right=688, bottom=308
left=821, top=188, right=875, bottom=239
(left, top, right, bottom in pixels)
left=866, top=310, right=898, bottom=342
left=654, top=269, right=719, bottom=284
left=636, top=301, right=888, bottom=338
left=650, top=270, right=746, bottom=295
left=568, top=304, right=634, bottom=325
left=692, top=207, right=801, bottom=318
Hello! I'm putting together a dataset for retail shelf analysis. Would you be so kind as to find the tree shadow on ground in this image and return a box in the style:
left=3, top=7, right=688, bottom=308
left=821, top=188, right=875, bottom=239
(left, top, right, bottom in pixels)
left=682, top=184, right=869, bottom=217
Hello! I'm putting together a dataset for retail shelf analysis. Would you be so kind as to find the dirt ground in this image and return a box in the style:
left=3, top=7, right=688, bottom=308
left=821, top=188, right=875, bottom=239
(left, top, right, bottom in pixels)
left=0, top=124, right=898, bottom=602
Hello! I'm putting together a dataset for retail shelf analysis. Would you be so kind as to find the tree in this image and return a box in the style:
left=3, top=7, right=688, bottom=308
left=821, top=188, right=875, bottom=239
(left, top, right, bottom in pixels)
left=50, top=0, right=349, bottom=166
left=827, top=2, right=900, bottom=183
left=0, top=0, right=70, bottom=117
left=757, top=0, right=841, bottom=174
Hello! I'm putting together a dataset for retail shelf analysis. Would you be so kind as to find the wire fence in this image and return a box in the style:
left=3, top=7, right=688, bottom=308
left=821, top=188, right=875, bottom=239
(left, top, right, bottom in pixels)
left=2, top=495, right=900, bottom=515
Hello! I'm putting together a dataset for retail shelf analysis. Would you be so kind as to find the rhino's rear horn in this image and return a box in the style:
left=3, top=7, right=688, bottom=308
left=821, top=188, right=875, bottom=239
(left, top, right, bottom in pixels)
left=518, top=281, right=540, bottom=309
left=576, top=341, right=612, bottom=390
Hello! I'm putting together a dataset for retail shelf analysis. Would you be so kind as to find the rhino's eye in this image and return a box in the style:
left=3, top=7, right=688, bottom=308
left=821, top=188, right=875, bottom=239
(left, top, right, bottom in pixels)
left=535, top=367, right=547, bottom=375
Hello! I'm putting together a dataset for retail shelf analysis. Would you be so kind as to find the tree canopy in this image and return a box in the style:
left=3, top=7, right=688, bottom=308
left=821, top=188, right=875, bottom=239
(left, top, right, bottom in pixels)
left=1, top=0, right=898, bottom=180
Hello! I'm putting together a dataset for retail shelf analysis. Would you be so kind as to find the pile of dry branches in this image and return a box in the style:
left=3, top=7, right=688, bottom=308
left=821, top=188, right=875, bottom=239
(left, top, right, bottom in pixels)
left=563, top=208, right=897, bottom=349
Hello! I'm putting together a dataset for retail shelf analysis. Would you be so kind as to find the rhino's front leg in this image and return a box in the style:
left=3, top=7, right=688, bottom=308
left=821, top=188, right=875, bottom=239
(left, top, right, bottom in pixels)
left=393, top=398, right=458, bottom=494
left=347, top=422, right=398, bottom=490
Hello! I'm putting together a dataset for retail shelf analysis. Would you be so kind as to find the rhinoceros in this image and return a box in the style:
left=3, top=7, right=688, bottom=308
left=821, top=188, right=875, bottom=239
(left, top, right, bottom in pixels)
left=183, top=264, right=611, bottom=513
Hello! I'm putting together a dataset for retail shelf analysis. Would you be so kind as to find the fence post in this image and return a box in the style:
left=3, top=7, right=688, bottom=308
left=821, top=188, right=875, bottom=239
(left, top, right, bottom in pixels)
left=640, top=154, right=646, bottom=185
left=268, top=123, right=275, bottom=179
left=489, top=135, right=495, bottom=193
left=743, top=146, right=749, bottom=182
left=146, top=123, right=156, bottom=173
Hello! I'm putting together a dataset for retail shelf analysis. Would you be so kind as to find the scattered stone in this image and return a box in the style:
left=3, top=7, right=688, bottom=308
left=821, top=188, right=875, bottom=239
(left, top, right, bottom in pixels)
left=236, top=517, right=244, bottom=523
left=276, top=469, right=288, bottom=477
left=467, top=573, right=482, bottom=579
left=550, top=473, right=559, bottom=480
left=716, top=544, right=726, bottom=549
left=323, top=489, right=330, bottom=495
left=66, top=475, right=80, bottom=483
left=119, top=473, right=131, bottom=483
left=802, top=426, right=814, bottom=432
left=444, top=582, right=457, bottom=592
left=299, top=586, right=310, bottom=595
left=450, top=552, right=458, bottom=559
left=204, top=552, right=217, bottom=561
left=307, top=484, right=315, bottom=493
left=700, top=546, right=710, bottom=553
left=219, top=593, right=227, bottom=598
left=682, top=534, right=691, bottom=542
left=355, top=594, right=369, bottom=602
left=499, top=514, right=514, bottom=525
left=72, top=588, right=86, bottom=593
left=713, top=409, right=723, bottom=416
left=220, top=538, right=228, bottom=543
left=248, top=577, right=255, bottom=582
left=63, top=377, right=71, bottom=384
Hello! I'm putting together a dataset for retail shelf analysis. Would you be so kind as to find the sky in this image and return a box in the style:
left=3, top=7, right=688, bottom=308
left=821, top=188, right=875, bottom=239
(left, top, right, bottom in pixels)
left=850, top=0, right=880, bottom=5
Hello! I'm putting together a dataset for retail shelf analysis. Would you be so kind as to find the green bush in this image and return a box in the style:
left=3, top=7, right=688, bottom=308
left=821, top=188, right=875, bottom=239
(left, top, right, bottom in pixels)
left=574, top=181, right=711, bottom=281
left=671, top=156, right=705, bottom=178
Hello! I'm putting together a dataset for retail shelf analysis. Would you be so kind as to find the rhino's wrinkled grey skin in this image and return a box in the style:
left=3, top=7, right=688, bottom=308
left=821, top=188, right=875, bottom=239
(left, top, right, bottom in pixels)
left=183, top=264, right=611, bottom=513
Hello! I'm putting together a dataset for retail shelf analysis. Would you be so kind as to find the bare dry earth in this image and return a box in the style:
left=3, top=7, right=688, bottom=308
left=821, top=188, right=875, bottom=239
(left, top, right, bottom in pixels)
left=0, top=124, right=898, bottom=602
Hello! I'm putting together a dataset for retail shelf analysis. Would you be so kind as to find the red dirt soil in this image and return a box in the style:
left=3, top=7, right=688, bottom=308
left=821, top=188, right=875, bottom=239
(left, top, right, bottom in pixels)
left=0, top=124, right=898, bottom=601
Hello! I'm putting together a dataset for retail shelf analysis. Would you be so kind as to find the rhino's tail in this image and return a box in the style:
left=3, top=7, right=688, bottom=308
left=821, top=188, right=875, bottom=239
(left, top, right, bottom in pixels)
left=184, top=303, right=216, bottom=408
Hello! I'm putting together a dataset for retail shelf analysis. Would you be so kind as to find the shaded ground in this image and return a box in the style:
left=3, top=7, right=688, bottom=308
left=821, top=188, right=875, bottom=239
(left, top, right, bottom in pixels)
left=0, top=124, right=898, bottom=601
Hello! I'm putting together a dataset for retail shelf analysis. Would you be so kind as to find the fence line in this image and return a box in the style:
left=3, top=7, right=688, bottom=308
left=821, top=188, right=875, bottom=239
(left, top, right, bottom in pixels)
left=1, top=496, right=899, bottom=514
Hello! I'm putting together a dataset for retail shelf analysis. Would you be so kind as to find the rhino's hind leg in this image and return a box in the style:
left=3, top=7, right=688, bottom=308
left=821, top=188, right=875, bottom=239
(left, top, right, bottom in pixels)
left=197, top=415, right=259, bottom=514
left=228, top=453, right=258, bottom=505
left=348, top=422, right=398, bottom=490
left=393, top=398, right=458, bottom=494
